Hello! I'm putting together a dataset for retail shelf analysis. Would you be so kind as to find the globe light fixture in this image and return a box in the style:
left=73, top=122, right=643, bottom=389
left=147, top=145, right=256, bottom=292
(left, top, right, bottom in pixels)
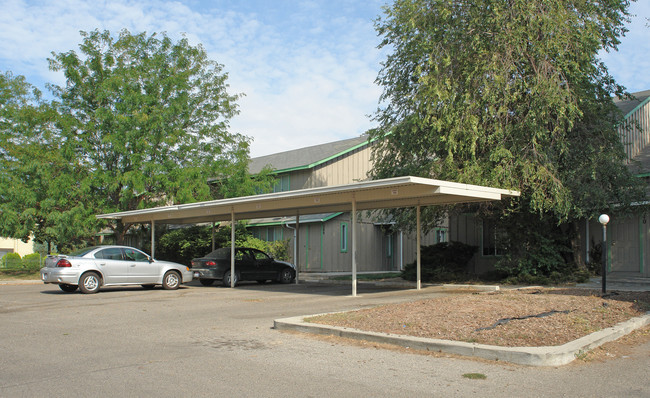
left=598, top=214, right=609, bottom=294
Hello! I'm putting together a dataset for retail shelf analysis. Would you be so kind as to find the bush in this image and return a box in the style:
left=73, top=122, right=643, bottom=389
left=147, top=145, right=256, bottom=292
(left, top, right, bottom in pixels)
left=401, top=241, right=478, bottom=282
left=156, top=225, right=219, bottom=266
left=22, top=253, right=42, bottom=270
left=235, top=236, right=291, bottom=261
left=1, top=252, right=22, bottom=269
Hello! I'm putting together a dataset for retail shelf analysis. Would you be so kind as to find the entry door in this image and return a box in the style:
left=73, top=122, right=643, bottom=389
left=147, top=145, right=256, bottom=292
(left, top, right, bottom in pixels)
left=609, top=216, right=640, bottom=273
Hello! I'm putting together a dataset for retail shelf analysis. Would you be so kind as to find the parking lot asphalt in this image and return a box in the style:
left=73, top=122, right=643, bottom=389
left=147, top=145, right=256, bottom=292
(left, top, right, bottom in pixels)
left=1, top=280, right=649, bottom=397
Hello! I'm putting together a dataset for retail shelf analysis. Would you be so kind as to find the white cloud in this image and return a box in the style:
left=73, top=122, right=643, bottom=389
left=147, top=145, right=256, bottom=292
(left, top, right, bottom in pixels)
left=0, top=0, right=384, bottom=157
left=599, top=1, right=650, bottom=93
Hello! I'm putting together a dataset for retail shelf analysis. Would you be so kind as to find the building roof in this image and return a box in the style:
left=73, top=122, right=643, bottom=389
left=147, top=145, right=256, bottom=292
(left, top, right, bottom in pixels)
left=614, top=89, right=650, bottom=117
left=97, top=176, right=520, bottom=225
left=248, top=135, right=372, bottom=174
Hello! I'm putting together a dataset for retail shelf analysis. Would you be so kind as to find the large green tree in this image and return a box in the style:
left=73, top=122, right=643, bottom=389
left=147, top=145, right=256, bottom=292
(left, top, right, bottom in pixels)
left=369, top=0, right=644, bottom=274
left=1, top=30, right=272, bottom=249
left=0, top=71, right=91, bottom=251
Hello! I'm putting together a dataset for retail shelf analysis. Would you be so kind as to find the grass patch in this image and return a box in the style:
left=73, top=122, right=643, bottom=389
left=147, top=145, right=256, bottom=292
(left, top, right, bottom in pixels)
left=462, top=373, right=487, bottom=380
left=329, top=272, right=402, bottom=281
left=0, top=269, right=41, bottom=281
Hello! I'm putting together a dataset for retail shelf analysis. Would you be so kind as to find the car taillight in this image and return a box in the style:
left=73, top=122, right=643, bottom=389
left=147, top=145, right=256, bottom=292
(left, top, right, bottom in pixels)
left=206, top=261, right=216, bottom=266
left=56, top=259, right=72, bottom=267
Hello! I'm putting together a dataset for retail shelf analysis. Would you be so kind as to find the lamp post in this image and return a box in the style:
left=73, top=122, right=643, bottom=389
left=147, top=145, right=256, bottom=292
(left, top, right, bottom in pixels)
left=598, top=214, right=610, bottom=294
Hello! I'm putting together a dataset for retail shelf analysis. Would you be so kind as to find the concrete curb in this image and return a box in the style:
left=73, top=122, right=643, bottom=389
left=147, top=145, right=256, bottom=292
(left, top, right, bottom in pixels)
left=300, top=279, right=502, bottom=291
left=274, top=311, right=650, bottom=367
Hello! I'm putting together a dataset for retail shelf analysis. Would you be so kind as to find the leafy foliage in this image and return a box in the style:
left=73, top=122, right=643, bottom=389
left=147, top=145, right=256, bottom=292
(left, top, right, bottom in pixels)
left=2, top=30, right=272, bottom=250
left=369, top=0, right=645, bottom=271
left=155, top=224, right=243, bottom=265
left=154, top=224, right=291, bottom=266
left=0, top=252, right=22, bottom=268
left=22, top=253, right=43, bottom=270
left=234, top=236, right=291, bottom=261
left=0, top=71, right=91, bottom=250
left=401, top=241, right=477, bottom=282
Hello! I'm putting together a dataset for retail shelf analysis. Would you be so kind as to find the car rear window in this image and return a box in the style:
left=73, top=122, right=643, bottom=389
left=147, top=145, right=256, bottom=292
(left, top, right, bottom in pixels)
left=68, top=246, right=100, bottom=257
left=206, top=247, right=230, bottom=259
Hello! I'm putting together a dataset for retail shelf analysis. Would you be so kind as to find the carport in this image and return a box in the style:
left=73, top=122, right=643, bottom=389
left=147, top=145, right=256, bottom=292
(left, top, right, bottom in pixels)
left=97, top=176, right=519, bottom=296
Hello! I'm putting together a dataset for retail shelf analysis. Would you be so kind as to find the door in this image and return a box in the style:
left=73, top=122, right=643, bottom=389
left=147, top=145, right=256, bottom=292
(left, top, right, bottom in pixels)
left=250, top=249, right=277, bottom=280
left=235, top=249, right=256, bottom=280
left=124, top=247, right=159, bottom=283
left=609, top=216, right=640, bottom=273
left=93, top=247, right=129, bottom=284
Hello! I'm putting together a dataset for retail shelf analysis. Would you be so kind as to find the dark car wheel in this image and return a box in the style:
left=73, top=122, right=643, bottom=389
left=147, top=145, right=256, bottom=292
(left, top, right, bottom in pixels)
left=278, top=268, right=294, bottom=284
left=162, top=271, right=180, bottom=290
left=78, top=272, right=101, bottom=294
left=199, top=279, right=215, bottom=286
left=59, top=283, right=78, bottom=293
left=223, top=270, right=239, bottom=287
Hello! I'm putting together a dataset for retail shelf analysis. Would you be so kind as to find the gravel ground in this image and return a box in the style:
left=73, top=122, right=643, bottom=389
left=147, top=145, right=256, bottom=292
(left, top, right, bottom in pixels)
left=307, top=288, right=650, bottom=347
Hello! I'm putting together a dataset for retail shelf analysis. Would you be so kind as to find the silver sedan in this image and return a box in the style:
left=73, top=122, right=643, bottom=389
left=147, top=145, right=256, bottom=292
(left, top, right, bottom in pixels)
left=40, top=245, right=193, bottom=293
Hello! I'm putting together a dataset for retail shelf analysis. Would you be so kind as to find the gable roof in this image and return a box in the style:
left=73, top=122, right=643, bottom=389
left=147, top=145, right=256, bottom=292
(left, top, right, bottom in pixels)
left=614, top=89, right=650, bottom=117
left=248, top=135, right=372, bottom=174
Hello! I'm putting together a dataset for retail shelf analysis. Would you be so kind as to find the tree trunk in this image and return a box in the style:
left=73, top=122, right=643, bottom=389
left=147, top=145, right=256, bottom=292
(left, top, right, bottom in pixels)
left=569, top=220, right=587, bottom=270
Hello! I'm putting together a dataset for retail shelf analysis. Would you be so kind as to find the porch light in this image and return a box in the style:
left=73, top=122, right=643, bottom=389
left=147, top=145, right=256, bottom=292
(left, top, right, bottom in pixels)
left=598, top=214, right=609, bottom=294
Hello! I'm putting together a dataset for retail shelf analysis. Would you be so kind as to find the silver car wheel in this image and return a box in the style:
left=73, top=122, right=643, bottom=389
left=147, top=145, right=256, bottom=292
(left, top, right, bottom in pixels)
left=162, top=271, right=180, bottom=290
left=79, top=273, right=101, bottom=294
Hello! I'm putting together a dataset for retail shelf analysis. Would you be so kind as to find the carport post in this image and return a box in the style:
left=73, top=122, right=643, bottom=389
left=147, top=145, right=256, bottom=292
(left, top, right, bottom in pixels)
left=352, top=195, right=357, bottom=297
left=212, top=222, right=216, bottom=251
left=416, top=205, right=421, bottom=290
left=231, top=207, right=236, bottom=288
left=295, top=213, right=300, bottom=284
left=151, top=219, right=156, bottom=258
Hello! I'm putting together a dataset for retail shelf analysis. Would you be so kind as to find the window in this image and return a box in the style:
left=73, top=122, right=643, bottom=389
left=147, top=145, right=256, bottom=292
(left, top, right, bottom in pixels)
left=123, top=248, right=149, bottom=262
left=273, top=175, right=290, bottom=192
left=340, top=222, right=348, bottom=253
left=436, top=229, right=448, bottom=243
left=482, top=220, right=506, bottom=256
left=252, top=229, right=262, bottom=240
left=95, top=247, right=123, bottom=260
left=268, top=226, right=283, bottom=242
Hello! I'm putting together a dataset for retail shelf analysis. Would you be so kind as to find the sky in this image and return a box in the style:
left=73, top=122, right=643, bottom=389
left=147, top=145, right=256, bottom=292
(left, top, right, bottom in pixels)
left=1, top=0, right=649, bottom=158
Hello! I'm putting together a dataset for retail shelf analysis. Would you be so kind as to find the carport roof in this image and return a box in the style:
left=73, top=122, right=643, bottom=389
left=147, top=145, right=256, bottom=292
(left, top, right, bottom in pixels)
left=97, top=176, right=520, bottom=225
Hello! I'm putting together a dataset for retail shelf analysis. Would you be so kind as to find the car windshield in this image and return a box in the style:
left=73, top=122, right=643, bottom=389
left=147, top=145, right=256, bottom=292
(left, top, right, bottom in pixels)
left=206, top=247, right=231, bottom=260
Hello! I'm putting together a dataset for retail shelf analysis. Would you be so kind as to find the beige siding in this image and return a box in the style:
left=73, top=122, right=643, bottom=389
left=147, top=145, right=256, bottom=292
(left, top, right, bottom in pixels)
left=621, top=102, right=650, bottom=162
left=0, top=237, right=34, bottom=257
left=306, top=145, right=373, bottom=188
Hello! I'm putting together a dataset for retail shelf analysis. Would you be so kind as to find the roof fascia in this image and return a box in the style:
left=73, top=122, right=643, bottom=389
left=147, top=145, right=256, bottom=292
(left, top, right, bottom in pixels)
left=271, top=137, right=376, bottom=175
left=246, top=212, right=344, bottom=227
